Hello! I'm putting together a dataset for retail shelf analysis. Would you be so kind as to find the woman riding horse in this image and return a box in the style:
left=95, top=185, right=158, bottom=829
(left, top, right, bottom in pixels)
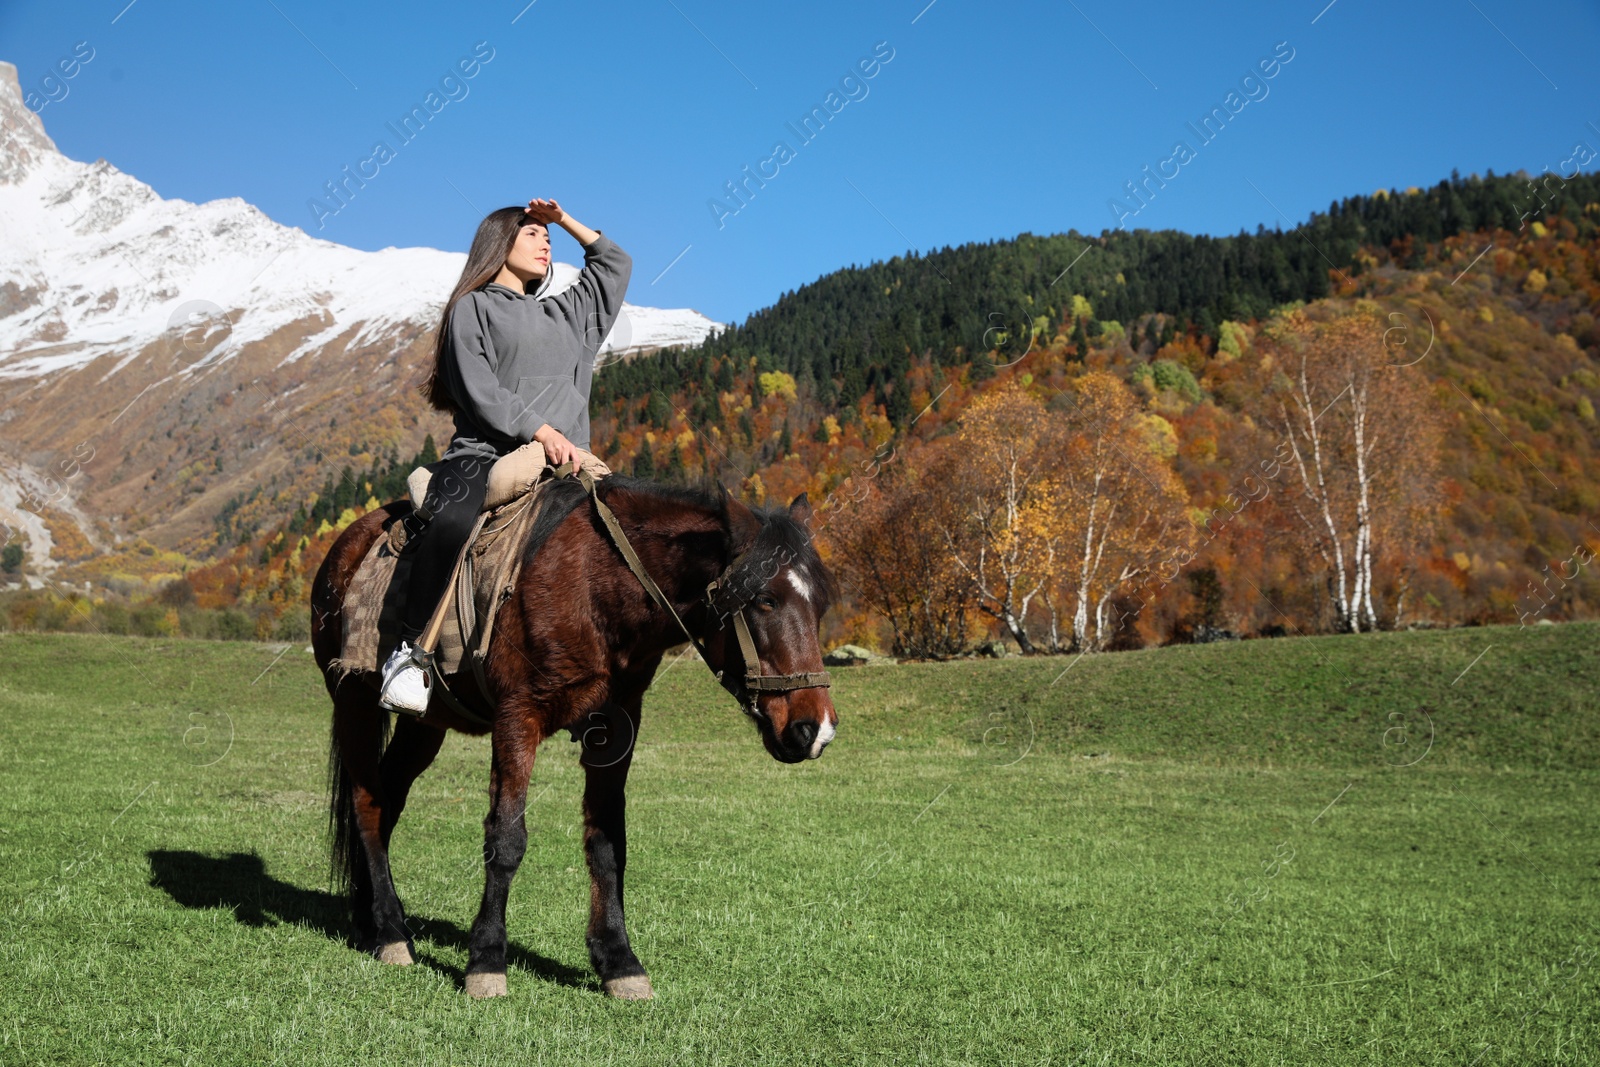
left=381, top=198, right=632, bottom=713
left=317, top=197, right=840, bottom=1001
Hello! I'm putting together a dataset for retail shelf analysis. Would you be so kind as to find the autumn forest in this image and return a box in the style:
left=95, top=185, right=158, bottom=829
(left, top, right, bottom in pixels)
left=7, top=169, right=1600, bottom=656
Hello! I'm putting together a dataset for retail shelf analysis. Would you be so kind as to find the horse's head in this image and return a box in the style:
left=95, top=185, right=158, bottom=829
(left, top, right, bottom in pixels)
left=704, top=490, right=840, bottom=764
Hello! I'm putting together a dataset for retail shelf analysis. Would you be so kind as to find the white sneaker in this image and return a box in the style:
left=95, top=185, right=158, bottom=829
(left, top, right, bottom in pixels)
left=379, top=640, right=432, bottom=714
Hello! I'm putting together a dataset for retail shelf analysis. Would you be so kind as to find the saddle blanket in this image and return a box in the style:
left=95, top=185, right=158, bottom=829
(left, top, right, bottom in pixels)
left=329, top=453, right=608, bottom=686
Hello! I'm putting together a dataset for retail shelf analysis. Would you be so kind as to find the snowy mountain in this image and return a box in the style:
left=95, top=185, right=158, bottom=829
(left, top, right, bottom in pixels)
left=0, top=61, right=719, bottom=376
left=0, top=59, right=722, bottom=578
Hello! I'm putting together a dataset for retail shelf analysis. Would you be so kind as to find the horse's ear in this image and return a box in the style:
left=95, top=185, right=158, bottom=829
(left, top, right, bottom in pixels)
left=723, top=485, right=763, bottom=553
left=787, top=492, right=813, bottom=527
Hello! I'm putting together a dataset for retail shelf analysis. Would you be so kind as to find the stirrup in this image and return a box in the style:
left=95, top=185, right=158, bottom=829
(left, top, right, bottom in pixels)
left=380, top=640, right=436, bottom=715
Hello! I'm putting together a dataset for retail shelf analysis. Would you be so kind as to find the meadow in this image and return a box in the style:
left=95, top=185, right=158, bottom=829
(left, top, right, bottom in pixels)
left=0, top=623, right=1595, bottom=1065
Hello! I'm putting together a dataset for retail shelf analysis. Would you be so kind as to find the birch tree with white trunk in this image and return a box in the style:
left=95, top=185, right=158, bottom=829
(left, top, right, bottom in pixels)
left=1050, top=372, right=1191, bottom=652
left=936, top=384, right=1062, bottom=654
left=1262, top=308, right=1443, bottom=632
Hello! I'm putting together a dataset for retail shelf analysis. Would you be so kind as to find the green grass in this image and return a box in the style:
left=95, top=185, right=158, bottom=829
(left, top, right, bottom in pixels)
left=0, top=623, right=1596, bottom=1065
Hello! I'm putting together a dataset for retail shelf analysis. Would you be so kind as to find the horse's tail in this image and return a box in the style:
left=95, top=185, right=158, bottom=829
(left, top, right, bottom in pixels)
left=327, top=723, right=357, bottom=893
left=312, top=505, right=398, bottom=894
left=326, top=694, right=391, bottom=892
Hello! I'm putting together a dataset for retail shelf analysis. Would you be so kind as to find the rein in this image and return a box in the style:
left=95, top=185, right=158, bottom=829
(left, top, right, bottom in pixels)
left=569, top=463, right=832, bottom=709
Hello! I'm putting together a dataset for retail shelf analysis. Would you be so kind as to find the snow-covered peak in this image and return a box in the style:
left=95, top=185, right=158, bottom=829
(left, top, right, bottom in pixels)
left=0, top=60, right=59, bottom=184
left=0, top=59, right=722, bottom=380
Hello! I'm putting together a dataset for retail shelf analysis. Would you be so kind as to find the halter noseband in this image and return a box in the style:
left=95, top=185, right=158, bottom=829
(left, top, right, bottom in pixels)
left=574, top=466, right=832, bottom=708
left=703, top=555, right=834, bottom=697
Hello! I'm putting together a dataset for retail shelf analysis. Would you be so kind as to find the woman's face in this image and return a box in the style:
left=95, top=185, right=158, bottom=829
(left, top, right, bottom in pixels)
left=504, top=222, right=551, bottom=280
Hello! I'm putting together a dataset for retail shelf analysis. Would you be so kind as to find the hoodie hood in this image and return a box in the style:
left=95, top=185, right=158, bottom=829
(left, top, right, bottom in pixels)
left=481, top=261, right=564, bottom=300
left=529, top=254, right=558, bottom=299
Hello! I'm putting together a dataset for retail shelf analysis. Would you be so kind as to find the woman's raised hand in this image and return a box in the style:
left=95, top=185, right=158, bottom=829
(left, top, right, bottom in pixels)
left=525, top=198, right=565, bottom=226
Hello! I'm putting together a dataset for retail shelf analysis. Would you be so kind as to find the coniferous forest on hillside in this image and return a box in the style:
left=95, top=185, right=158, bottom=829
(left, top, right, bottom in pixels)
left=7, top=169, right=1600, bottom=654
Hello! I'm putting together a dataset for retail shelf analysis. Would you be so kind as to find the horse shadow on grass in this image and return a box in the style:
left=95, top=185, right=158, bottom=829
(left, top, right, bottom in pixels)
left=146, top=849, right=596, bottom=992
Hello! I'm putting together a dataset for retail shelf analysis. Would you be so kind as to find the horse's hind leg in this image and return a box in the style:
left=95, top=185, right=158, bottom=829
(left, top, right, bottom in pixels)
left=580, top=699, right=653, bottom=1000
left=373, top=715, right=447, bottom=960
left=378, top=715, right=446, bottom=847
left=329, top=685, right=440, bottom=964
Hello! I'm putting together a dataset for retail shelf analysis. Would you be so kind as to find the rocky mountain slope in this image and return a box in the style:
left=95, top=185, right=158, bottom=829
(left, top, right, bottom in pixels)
left=0, top=59, right=720, bottom=577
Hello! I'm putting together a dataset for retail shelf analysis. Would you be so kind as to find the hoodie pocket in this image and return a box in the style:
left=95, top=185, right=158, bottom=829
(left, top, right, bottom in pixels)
left=516, top=375, right=587, bottom=437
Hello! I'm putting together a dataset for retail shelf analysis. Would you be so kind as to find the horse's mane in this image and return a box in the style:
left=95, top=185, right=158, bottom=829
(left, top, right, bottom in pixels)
left=519, top=473, right=728, bottom=569
left=745, top=500, right=840, bottom=613
left=519, top=474, right=837, bottom=613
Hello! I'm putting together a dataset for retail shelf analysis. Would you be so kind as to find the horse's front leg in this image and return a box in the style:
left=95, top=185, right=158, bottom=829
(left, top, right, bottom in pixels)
left=464, top=710, right=542, bottom=998
left=579, top=699, right=653, bottom=999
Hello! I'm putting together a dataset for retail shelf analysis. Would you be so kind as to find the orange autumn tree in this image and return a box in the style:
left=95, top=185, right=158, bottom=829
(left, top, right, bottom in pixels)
left=1258, top=307, right=1445, bottom=632
left=1049, top=371, right=1191, bottom=651
left=934, top=382, right=1066, bottom=654
left=822, top=436, right=980, bottom=658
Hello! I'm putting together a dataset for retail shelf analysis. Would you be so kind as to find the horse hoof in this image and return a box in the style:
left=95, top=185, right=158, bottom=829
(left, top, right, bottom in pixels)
left=465, top=972, right=508, bottom=998
left=376, top=942, right=414, bottom=966
left=604, top=975, right=655, bottom=1000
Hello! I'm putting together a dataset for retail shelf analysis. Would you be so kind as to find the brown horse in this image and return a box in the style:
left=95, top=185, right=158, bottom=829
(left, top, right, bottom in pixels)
left=310, top=472, right=839, bottom=999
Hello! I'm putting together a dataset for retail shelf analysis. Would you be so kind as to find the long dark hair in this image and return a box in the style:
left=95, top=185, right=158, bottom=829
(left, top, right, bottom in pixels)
left=422, top=206, right=541, bottom=413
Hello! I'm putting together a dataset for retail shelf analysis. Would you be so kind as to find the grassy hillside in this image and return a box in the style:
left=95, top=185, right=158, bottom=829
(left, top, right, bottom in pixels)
left=0, top=624, right=1594, bottom=1064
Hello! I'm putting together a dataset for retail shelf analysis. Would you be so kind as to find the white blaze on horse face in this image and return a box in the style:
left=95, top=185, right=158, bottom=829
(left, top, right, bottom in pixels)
left=784, top=568, right=813, bottom=604
left=809, top=714, right=836, bottom=758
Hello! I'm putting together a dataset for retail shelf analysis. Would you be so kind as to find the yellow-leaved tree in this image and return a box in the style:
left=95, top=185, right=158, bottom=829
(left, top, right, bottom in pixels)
left=1049, top=371, right=1191, bottom=652
left=935, top=383, right=1066, bottom=653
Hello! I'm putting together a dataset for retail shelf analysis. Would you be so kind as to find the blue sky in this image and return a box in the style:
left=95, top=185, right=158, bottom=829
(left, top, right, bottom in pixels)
left=4, top=0, right=1597, bottom=325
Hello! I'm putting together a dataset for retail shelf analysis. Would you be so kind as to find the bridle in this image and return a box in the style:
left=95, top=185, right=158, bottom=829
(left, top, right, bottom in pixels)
left=572, top=465, right=832, bottom=714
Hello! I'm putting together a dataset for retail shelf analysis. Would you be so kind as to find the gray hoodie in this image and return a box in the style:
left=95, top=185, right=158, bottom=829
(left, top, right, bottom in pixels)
left=439, top=230, right=633, bottom=462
